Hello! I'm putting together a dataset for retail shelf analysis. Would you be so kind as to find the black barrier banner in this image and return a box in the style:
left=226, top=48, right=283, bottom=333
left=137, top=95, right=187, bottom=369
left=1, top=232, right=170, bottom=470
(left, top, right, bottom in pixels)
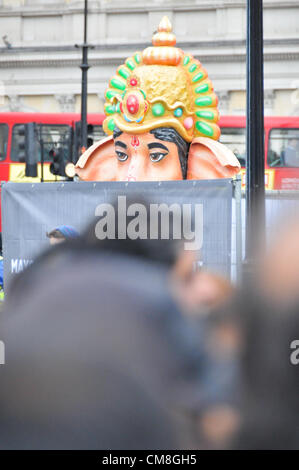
left=1, top=179, right=233, bottom=286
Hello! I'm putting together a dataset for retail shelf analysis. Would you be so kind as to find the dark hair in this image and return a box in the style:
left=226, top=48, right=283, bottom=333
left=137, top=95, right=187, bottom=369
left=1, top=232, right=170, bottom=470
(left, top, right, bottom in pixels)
left=82, top=195, right=182, bottom=268
left=113, top=126, right=189, bottom=179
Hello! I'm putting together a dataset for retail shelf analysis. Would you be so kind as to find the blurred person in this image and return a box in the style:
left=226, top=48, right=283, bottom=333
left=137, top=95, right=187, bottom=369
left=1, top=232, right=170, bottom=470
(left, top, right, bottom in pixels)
left=46, top=225, right=79, bottom=245
left=0, top=233, right=4, bottom=301
left=231, top=289, right=299, bottom=449
left=195, top=302, right=242, bottom=449
left=199, top=285, right=299, bottom=450
left=1, top=195, right=242, bottom=450
left=282, top=138, right=299, bottom=167
left=81, top=195, right=182, bottom=269
left=84, top=203, right=235, bottom=316
left=221, top=219, right=299, bottom=448
left=81, top=199, right=240, bottom=448
left=0, top=241, right=206, bottom=449
left=257, top=218, right=299, bottom=307
left=171, top=250, right=235, bottom=315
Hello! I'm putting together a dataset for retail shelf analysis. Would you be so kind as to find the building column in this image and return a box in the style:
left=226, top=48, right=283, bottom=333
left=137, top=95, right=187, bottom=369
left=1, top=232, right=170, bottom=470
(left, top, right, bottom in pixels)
left=264, top=89, right=275, bottom=116
left=8, top=94, right=23, bottom=111
left=55, top=94, right=76, bottom=113
left=218, top=90, right=230, bottom=115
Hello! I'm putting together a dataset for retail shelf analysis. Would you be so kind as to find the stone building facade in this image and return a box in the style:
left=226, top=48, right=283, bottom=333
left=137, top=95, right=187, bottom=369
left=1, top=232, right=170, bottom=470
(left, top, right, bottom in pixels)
left=0, top=0, right=298, bottom=116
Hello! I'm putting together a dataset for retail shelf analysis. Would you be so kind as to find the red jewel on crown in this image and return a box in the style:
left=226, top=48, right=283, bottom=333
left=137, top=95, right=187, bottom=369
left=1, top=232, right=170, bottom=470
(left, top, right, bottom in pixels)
left=126, top=94, right=139, bottom=115
left=129, top=78, right=138, bottom=87
left=127, top=75, right=140, bottom=88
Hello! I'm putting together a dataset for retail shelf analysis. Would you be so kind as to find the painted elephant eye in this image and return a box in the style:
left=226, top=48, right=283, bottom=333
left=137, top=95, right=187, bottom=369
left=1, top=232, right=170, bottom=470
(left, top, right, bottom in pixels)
left=116, top=151, right=129, bottom=162
left=150, top=152, right=167, bottom=163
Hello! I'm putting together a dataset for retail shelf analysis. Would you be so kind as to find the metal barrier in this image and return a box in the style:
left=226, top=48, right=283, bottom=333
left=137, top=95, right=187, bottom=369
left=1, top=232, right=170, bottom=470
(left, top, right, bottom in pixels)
left=232, top=182, right=299, bottom=283
left=4, top=178, right=296, bottom=287
left=2, top=179, right=235, bottom=286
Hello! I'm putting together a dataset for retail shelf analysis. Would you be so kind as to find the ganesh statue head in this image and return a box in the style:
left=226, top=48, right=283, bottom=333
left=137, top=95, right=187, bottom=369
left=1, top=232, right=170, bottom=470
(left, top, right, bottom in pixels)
left=70, top=16, right=240, bottom=182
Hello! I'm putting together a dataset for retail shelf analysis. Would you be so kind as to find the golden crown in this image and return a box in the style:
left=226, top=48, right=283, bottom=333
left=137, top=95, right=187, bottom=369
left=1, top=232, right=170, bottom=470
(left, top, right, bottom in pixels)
left=103, top=16, right=220, bottom=143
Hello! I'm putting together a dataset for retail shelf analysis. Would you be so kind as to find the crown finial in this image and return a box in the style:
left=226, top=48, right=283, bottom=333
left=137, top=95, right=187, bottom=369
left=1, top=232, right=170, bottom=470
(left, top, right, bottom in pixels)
left=158, top=16, right=172, bottom=33
left=152, top=16, right=176, bottom=47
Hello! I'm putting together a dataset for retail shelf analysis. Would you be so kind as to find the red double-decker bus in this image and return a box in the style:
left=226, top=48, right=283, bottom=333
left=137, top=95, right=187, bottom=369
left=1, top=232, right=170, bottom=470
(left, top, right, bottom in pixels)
left=0, top=112, right=106, bottom=185
left=0, top=113, right=298, bottom=190
left=0, top=112, right=298, bottom=231
left=219, top=115, right=299, bottom=190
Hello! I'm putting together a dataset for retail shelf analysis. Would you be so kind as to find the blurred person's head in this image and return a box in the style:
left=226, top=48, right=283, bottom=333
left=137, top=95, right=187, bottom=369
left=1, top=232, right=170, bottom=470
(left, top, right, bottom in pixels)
left=258, top=218, right=299, bottom=307
left=171, top=249, right=235, bottom=315
left=84, top=200, right=234, bottom=317
left=46, top=225, right=79, bottom=245
left=1, top=243, right=203, bottom=449
left=82, top=196, right=183, bottom=268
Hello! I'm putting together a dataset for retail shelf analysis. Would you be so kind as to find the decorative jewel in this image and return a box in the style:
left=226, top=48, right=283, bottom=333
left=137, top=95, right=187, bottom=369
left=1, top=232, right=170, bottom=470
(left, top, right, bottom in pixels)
left=106, top=90, right=119, bottom=100
left=118, top=67, right=130, bottom=80
left=183, top=117, right=194, bottom=130
left=192, top=72, right=205, bottom=83
left=195, top=110, right=217, bottom=121
left=195, top=121, right=214, bottom=137
left=152, top=103, right=165, bottom=117
left=115, top=102, right=121, bottom=114
left=174, top=107, right=183, bottom=118
left=110, top=77, right=126, bottom=91
left=195, top=96, right=213, bottom=107
left=195, top=82, right=210, bottom=94
left=121, top=89, right=149, bottom=123
left=105, top=104, right=115, bottom=114
left=126, top=59, right=135, bottom=71
left=127, top=94, right=139, bottom=115
left=189, top=64, right=197, bottom=73
left=129, top=78, right=138, bottom=87
left=107, top=118, right=115, bottom=131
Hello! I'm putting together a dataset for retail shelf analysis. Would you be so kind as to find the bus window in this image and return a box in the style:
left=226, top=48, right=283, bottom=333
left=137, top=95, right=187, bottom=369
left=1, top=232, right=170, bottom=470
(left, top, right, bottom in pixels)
left=92, top=125, right=105, bottom=140
left=39, top=124, right=72, bottom=162
left=268, top=129, right=299, bottom=167
left=11, top=124, right=29, bottom=162
left=219, top=128, right=246, bottom=166
left=0, top=124, right=8, bottom=161
left=87, top=124, right=105, bottom=147
left=11, top=124, right=71, bottom=163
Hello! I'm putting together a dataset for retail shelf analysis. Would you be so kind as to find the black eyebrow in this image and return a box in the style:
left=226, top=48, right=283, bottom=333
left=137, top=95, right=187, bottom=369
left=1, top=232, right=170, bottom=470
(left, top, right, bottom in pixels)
left=147, top=142, right=169, bottom=151
left=115, top=141, right=127, bottom=149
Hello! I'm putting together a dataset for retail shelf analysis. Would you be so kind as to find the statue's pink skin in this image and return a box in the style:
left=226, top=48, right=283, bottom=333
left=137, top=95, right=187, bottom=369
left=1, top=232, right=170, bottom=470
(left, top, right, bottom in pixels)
left=74, top=133, right=240, bottom=182
left=114, top=132, right=182, bottom=182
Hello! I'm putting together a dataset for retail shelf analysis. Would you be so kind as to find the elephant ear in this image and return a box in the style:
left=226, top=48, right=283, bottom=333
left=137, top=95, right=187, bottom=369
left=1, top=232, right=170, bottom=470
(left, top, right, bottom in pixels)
left=187, top=137, right=241, bottom=180
left=74, top=135, right=117, bottom=181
